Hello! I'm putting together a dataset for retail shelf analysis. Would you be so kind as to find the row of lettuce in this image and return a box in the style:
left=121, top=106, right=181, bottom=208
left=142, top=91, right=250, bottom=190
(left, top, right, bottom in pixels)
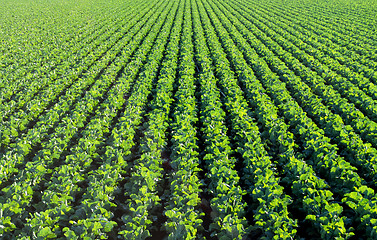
left=1, top=0, right=377, bottom=238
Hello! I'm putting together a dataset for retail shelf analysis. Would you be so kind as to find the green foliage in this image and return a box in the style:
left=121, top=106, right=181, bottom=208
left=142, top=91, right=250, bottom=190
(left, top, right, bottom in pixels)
left=0, top=0, right=376, bottom=239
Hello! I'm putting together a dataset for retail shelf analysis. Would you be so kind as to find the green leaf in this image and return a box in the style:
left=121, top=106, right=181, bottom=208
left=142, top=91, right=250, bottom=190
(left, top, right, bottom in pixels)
left=104, top=221, right=116, bottom=232
left=38, top=227, right=57, bottom=238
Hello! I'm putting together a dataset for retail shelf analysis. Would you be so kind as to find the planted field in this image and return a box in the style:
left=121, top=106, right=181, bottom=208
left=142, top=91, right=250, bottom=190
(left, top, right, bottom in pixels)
left=1, top=0, right=377, bottom=238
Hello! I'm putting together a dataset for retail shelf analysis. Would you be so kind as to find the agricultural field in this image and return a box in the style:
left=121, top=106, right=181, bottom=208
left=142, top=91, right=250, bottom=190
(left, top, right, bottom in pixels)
left=0, top=0, right=377, bottom=238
